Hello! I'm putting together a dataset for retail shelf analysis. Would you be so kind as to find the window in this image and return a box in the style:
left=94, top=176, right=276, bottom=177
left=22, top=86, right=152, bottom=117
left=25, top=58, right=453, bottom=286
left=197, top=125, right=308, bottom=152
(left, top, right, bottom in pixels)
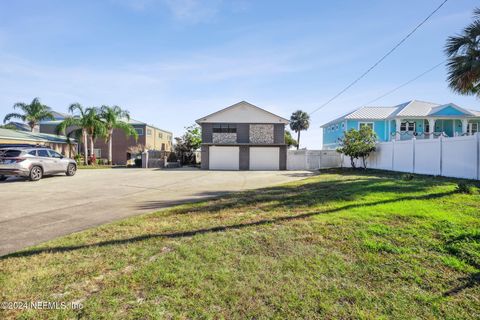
left=158, top=132, right=163, bottom=139
left=424, top=119, right=430, bottom=133
left=37, top=149, right=49, bottom=157
left=469, top=123, right=478, bottom=134
left=48, top=150, right=63, bottom=158
left=93, top=149, right=102, bottom=158
left=213, top=124, right=237, bottom=133
left=0, top=150, right=22, bottom=157
left=342, top=122, right=345, bottom=129
left=161, top=143, right=166, bottom=151
left=146, top=129, right=152, bottom=135
left=28, top=150, right=37, bottom=156
left=400, top=121, right=415, bottom=132
left=359, top=122, right=374, bottom=130
left=135, top=128, right=144, bottom=135
left=335, top=124, right=339, bottom=130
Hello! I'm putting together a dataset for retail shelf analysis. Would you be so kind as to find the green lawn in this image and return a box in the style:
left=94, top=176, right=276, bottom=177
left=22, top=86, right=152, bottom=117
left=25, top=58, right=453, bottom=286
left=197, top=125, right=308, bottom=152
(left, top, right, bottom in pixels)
left=1, top=169, right=479, bottom=319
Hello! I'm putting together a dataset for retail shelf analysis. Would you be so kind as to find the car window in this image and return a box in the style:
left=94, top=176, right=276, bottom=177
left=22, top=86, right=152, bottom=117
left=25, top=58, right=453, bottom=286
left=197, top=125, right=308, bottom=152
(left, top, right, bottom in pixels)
left=37, top=149, right=50, bottom=157
left=0, top=150, right=22, bottom=157
left=28, top=150, right=37, bottom=156
left=48, top=150, right=63, bottom=158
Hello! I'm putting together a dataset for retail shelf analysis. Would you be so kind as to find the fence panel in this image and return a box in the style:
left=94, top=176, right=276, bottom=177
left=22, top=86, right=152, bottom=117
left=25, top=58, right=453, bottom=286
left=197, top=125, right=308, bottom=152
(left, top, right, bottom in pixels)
left=414, top=139, right=441, bottom=176
left=442, top=135, right=477, bottom=179
left=393, top=140, right=413, bottom=173
left=287, top=150, right=341, bottom=170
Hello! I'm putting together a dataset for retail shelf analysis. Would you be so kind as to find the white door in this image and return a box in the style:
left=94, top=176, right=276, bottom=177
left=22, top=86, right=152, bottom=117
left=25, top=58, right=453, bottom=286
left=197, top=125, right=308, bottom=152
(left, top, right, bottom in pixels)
left=209, top=146, right=239, bottom=170
left=250, top=147, right=279, bottom=170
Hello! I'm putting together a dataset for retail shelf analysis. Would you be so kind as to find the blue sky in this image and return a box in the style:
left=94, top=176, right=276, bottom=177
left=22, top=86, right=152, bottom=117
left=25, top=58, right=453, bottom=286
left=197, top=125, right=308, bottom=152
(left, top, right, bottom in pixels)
left=0, top=0, right=478, bottom=148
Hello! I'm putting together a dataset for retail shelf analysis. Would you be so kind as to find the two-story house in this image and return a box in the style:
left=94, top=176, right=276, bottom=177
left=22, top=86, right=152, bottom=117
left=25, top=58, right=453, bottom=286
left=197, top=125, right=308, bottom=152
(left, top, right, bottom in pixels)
left=196, top=101, right=289, bottom=170
left=321, top=100, right=480, bottom=149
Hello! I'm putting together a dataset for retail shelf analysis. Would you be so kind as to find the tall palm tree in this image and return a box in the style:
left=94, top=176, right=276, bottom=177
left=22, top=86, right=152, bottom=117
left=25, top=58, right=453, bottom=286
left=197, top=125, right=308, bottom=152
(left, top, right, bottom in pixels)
left=289, top=110, right=310, bottom=150
left=3, top=97, right=54, bottom=132
left=56, top=103, right=105, bottom=165
left=99, top=105, right=138, bottom=164
left=445, top=8, right=480, bottom=97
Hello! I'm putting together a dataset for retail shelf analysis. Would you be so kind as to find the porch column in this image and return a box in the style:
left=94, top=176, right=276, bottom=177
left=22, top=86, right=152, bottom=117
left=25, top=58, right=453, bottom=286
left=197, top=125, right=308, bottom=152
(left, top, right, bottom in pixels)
left=395, top=119, right=401, bottom=141
left=461, top=119, right=468, bottom=135
left=428, top=118, right=435, bottom=139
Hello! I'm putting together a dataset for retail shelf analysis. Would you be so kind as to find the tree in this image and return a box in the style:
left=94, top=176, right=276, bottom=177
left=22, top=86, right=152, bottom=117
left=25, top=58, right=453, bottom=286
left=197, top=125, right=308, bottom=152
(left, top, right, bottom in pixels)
left=174, top=125, right=202, bottom=165
left=99, top=105, right=138, bottom=164
left=3, top=97, right=54, bottom=132
left=56, top=103, right=105, bottom=165
left=337, top=126, right=377, bottom=169
left=289, top=110, right=310, bottom=150
left=445, top=8, right=480, bottom=97
left=284, top=130, right=298, bottom=149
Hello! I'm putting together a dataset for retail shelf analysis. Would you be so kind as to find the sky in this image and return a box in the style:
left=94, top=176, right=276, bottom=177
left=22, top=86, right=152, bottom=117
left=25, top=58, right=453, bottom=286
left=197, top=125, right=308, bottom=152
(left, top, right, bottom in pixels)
left=0, top=0, right=478, bottom=148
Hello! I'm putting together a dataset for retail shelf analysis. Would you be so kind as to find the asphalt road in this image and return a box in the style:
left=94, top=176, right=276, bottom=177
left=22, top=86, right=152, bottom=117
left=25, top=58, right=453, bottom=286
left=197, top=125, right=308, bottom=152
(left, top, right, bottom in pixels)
left=0, top=168, right=314, bottom=256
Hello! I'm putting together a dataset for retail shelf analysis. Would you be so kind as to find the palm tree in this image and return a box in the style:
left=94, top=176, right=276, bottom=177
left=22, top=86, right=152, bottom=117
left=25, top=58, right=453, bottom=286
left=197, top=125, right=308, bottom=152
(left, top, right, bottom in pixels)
left=56, top=104, right=105, bottom=165
left=445, top=8, right=480, bottom=97
left=289, top=110, right=310, bottom=150
left=99, top=105, right=138, bottom=164
left=3, top=97, right=54, bottom=132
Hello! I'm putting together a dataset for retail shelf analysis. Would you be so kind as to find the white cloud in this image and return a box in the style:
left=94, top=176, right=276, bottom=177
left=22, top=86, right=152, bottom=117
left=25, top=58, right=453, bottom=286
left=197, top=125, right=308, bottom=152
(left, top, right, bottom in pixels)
left=163, top=0, right=222, bottom=23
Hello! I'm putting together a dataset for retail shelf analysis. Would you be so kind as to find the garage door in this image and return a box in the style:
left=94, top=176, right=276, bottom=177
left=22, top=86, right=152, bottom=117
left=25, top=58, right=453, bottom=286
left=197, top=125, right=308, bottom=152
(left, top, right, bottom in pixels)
left=250, top=147, right=279, bottom=170
left=209, top=146, right=239, bottom=170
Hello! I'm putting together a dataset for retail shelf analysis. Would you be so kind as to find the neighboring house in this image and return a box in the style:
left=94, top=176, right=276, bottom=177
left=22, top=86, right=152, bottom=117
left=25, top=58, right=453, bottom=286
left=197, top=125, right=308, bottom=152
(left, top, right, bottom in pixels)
left=39, top=115, right=173, bottom=165
left=0, top=128, right=77, bottom=157
left=5, top=122, right=31, bottom=132
left=321, top=100, right=480, bottom=149
left=196, top=101, right=289, bottom=170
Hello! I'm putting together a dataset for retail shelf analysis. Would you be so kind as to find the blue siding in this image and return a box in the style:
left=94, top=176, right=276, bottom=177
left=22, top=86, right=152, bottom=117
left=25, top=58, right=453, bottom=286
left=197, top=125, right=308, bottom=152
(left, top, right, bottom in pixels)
left=346, top=120, right=388, bottom=141
left=322, top=121, right=345, bottom=148
left=431, top=105, right=466, bottom=116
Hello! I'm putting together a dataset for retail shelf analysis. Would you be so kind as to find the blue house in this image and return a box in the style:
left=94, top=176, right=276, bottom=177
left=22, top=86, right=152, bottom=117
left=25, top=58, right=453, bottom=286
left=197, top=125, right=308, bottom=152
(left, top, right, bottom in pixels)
left=321, top=100, right=480, bottom=149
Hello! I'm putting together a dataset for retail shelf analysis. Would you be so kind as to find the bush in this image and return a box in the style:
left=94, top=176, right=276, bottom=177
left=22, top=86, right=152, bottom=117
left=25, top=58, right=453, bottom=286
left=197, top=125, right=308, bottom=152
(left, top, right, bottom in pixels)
left=455, top=182, right=476, bottom=194
left=134, top=158, right=142, bottom=167
left=167, top=152, right=178, bottom=162
left=74, top=154, right=82, bottom=165
left=401, top=173, right=414, bottom=181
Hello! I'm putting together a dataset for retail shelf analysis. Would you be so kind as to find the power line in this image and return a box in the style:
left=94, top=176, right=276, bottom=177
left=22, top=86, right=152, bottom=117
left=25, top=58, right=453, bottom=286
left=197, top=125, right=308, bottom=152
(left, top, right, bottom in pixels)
left=309, top=0, right=449, bottom=116
left=365, top=59, right=446, bottom=105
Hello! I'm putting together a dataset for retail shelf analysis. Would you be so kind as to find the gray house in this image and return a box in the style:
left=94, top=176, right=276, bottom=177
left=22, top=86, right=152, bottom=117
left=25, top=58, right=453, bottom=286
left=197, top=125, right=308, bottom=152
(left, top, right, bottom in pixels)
left=196, top=101, right=289, bottom=170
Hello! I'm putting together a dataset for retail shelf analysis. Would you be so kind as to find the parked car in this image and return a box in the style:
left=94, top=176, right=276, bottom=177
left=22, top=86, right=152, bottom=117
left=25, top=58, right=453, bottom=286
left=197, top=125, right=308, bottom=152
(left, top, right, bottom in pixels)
left=0, top=147, right=77, bottom=181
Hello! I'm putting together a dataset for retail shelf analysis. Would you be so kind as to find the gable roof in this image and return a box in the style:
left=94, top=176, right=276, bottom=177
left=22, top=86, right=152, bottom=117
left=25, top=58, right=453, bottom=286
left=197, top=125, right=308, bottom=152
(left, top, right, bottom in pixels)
left=196, top=101, right=289, bottom=124
left=0, top=128, right=75, bottom=144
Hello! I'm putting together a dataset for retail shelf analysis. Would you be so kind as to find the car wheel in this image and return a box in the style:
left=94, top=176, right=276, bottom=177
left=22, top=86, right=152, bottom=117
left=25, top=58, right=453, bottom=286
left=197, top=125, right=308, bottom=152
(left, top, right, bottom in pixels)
left=29, top=166, right=43, bottom=181
left=66, top=163, right=76, bottom=176
left=0, top=175, right=7, bottom=181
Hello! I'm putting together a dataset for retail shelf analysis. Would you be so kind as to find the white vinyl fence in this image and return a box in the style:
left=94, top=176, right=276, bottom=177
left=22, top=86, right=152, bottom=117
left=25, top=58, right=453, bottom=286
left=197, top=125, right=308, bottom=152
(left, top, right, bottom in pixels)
left=341, top=133, right=480, bottom=180
left=287, top=149, right=341, bottom=170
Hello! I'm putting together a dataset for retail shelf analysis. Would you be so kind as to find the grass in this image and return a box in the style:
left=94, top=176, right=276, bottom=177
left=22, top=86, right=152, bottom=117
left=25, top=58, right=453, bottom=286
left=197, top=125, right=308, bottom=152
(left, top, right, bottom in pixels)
left=1, top=169, right=479, bottom=319
left=77, top=164, right=127, bottom=169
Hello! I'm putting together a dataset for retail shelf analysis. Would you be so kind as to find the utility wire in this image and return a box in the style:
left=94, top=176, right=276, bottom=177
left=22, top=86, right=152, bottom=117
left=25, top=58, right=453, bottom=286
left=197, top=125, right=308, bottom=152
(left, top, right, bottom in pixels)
left=365, top=59, right=446, bottom=105
left=309, top=0, right=449, bottom=116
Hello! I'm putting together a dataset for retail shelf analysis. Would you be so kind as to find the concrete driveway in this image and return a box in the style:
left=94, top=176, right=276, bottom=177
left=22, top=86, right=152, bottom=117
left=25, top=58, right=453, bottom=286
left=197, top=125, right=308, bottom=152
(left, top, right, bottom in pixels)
left=0, top=168, right=315, bottom=255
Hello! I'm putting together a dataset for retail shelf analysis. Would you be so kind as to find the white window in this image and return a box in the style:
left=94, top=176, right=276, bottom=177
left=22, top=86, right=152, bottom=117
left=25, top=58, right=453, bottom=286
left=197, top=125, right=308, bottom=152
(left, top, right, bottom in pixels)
left=146, top=129, right=152, bottom=135
left=359, top=122, right=374, bottom=130
left=342, top=122, right=345, bottom=129
left=158, top=132, right=163, bottom=139
left=135, top=128, right=144, bottom=135
left=335, top=124, right=339, bottom=130
left=93, top=148, right=102, bottom=158
left=400, top=122, right=415, bottom=132
left=469, top=123, right=478, bottom=134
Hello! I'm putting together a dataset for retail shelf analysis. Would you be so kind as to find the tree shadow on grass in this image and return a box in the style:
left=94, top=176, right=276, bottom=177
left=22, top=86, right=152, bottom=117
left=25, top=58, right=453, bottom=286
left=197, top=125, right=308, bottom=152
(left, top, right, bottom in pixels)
left=1, top=190, right=454, bottom=260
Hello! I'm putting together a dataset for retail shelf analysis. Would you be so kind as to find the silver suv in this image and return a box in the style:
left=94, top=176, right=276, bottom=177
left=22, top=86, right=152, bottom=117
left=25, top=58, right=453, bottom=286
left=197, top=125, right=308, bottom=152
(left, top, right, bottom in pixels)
left=0, top=147, right=77, bottom=181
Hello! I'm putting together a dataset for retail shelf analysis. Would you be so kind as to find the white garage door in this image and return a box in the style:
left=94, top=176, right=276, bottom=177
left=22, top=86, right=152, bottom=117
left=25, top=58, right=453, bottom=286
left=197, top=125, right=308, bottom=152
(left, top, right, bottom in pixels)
left=209, top=146, right=239, bottom=170
left=250, top=147, right=279, bottom=170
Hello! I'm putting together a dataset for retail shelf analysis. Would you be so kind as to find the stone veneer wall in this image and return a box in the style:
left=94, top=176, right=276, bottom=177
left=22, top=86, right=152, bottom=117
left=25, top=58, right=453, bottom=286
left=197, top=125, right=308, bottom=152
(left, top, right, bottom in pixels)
left=249, top=124, right=274, bottom=144
left=212, top=132, right=237, bottom=144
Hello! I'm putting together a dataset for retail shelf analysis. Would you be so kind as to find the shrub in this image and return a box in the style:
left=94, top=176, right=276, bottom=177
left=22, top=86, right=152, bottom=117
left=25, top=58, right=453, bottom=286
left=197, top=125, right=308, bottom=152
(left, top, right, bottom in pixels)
left=401, top=173, right=414, bottom=181
left=455, top=182, right=476, bottom=194
left=74, top=154, right=82, bottom=165
left=134, top=158, right=142, bottom=167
